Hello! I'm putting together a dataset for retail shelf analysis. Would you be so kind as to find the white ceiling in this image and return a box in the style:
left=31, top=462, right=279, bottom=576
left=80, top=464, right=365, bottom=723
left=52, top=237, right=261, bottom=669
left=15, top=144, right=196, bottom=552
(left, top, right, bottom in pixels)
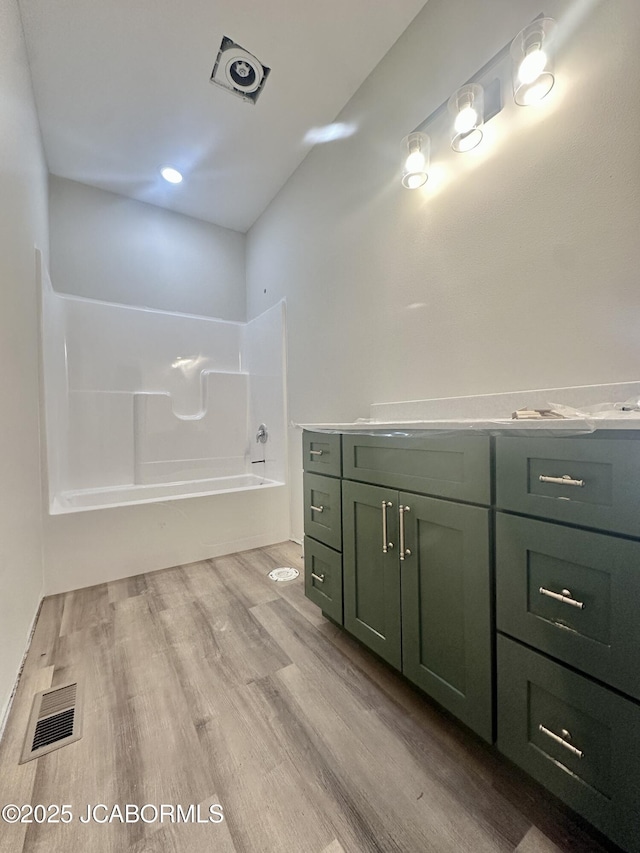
left=19, top=0, right=427, bottom=232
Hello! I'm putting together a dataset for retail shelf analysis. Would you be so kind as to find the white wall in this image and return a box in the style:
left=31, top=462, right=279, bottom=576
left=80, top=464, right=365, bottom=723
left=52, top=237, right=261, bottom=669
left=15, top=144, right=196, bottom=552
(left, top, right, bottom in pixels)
left=0, top=0, right=48, bottom=725
left=246, top=0, right=640, bottom=540
left=49, top=175, right=246, bottom=320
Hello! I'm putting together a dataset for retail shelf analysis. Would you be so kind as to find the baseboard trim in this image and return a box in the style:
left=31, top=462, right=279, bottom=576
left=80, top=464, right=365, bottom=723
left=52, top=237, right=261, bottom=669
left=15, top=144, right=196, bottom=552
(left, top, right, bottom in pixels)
left=0, top=596, right=44, bottom=744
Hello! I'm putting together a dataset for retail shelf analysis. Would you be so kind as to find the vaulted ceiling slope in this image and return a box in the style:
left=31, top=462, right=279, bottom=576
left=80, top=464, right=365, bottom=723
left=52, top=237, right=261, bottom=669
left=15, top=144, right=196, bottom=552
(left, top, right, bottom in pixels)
left=19, top=0, right=427, bottom=232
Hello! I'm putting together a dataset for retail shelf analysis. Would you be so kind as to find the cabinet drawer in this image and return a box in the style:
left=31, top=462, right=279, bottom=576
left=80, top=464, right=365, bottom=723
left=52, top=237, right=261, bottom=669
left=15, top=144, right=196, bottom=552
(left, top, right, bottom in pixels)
left=342, top=434, right=490, bottom=505
left=496, top=434, right=640, bottom=536
left=303, top=472, right=342, bottom=551
left=497, top=513, right=640, bottom=701
left=304, top=537, right=343, bottom=624
left=497, top=635, right=640, bottom=853
left=303, top=431, right=342, bottom=478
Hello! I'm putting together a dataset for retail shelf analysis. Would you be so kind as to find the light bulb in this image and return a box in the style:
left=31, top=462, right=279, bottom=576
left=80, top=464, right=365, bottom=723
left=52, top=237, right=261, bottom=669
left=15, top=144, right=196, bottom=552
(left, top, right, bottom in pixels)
left=518, top=48, right=547, bottom=85
left=405, top=150, right=426, bottom=173
left=160, top=166, right=183, bottom=184
left=511, top=18, right=556, bottom=107
left=454, top=105, right=478, bottom=134
left=401, top=132, right=429, bottom=189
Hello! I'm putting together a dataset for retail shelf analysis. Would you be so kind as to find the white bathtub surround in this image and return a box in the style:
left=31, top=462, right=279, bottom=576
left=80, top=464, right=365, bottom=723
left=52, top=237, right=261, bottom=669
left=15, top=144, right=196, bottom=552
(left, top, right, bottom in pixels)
left=39, top=256, right=287, bottom=513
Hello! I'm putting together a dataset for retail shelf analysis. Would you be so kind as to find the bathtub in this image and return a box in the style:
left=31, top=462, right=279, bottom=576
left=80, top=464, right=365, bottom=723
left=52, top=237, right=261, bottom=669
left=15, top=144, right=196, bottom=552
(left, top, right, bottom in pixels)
left=51, top=473, right=284, bottom=514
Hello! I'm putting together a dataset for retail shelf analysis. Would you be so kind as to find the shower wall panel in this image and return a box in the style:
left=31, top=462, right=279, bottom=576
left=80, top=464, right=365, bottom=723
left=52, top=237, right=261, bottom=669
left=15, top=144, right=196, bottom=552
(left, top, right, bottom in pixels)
left=40, top=262, right=286, bottom=513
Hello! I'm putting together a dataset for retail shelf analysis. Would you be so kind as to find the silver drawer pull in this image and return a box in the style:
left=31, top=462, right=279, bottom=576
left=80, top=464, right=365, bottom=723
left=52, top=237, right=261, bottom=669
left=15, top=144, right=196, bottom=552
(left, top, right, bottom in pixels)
left=381, top=500, right=393, bottom=553
left=399, top=505, right=411, bottom=561
left=539, top=474, right=585, bottom=488
left=538, top=724, right=584, bottom=759
left=309, top=449, right=324, bottom=456
left=539, top=587, right=585, bottom=610
left=310, top=504, right=324, bottom=513
left=311, top=572, right=325, bottom=584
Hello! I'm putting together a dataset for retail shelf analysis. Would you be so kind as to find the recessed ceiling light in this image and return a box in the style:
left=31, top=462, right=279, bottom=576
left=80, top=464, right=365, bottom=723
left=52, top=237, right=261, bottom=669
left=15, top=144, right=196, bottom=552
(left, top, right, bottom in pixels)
left=160, top=166, right=183, bottom=184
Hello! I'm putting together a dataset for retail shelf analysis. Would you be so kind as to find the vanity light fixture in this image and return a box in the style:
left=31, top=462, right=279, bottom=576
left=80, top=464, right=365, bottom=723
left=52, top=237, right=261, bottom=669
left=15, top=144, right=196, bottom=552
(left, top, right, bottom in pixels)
left=401, top=132, right=430, bottom=189
left=511, top=17, right=557, bottom=106
left=400, top=16, right=559, bottom=189
left=448, top=83, right=484, bottom=152
left=160, top=165, right=183, bottom=184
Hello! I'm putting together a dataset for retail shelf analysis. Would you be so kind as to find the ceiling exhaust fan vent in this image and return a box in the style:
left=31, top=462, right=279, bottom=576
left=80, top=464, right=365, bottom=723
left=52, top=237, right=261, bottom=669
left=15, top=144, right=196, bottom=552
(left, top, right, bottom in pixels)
left=210, top=36, right=270, bottom=104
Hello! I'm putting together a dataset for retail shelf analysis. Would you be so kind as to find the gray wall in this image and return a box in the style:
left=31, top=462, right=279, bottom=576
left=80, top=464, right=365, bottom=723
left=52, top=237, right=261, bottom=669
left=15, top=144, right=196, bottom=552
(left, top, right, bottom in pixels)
left=49, top=175, right=246, bottom=320
left=0, top=0, right=48, bottom=726
left=246, top=0, right=640, bottom=540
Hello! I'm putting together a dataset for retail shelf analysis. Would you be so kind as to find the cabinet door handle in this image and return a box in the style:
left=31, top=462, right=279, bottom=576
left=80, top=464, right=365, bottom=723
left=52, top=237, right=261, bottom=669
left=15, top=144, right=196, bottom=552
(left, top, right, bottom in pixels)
left=539, top=587, right=585, bottom=610
left=538, top=724, right=584, bottom=759
left=381, top=500, right=393, bottom=553
left=309, top=449, right=324, bottom=456
left=539, top=474, right=585, bottom=488
left=399, top=505, right=411, bottom=561
left=311, top=572, right=325, bottom=584
left=310, top=504, right=324, bottom=514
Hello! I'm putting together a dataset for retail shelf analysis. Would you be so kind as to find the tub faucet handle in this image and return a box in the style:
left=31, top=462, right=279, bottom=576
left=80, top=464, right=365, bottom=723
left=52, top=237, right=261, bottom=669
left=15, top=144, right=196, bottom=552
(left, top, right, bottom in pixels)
left=256, top=424, right=268, bottom=444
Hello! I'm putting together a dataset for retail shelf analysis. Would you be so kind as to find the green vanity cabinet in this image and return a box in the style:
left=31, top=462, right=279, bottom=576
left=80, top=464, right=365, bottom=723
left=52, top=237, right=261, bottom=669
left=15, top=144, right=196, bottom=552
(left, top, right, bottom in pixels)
left=303, top=430, right=342, bottom=478
left=303, top=431, right=344, bottom=625
left=304, top=536, right=343, bottom=624
left=498, top=634, right=640, bottom=853
left=303, top=427, right=640, bottom=851
left=496, top=431, right=640, bottom=853
left=496, top=512, right=640, bottom=701
left=339, top=433, right=493, bottom=742
left=401, top=493, right=492, bottom=742
left=495, top=433, right=640, bottom=538
left=342, top=432, right=491, bottom=504
left=303, top=471, right=342, bottom=551
left=342, top=480, right=402, bottom=668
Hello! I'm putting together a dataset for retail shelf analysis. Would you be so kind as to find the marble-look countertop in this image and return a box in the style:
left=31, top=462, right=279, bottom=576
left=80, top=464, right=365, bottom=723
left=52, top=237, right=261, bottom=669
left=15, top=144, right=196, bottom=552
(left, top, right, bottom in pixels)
left=298, top=417, right=640, bottom=433
left=299, top=380, right=640, bottom=434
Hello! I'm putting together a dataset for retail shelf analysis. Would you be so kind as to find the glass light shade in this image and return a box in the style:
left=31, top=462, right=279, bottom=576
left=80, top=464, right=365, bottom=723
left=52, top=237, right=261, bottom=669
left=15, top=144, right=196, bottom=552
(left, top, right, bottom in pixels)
left=448, top=84, right=484, bottom=152
left=401, top=132, right=430, bottom=189
left=511, top=18, right=556, bottom=106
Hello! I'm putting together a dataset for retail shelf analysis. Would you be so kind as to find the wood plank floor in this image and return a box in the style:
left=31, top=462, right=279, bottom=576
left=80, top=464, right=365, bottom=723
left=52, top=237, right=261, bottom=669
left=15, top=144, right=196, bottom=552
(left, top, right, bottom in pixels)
left=0, top=542, right=621, bottom=853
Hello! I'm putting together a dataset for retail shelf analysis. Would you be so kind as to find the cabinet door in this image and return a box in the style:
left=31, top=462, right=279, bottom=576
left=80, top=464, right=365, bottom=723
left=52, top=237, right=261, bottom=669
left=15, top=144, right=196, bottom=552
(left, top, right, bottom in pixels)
left=495, top=434, right=640, bottom=537
left=343, top=433, right=490, bottom=504
left=496, top=512, right=640, bottom=701
left=498, top=634, right=640, bottom=853
left=303, top=431, right=342, bottom=478
left=400, top=493, right=492, bottom=742
left=304, top=536, right=343, bottom=625
left=303, top=472, right=342, bottom=551
left=342, top=480, right=401, bottom=669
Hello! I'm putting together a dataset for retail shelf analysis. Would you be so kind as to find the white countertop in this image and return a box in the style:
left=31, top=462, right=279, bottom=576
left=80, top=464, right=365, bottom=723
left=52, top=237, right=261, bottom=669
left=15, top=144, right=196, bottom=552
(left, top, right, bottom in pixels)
left=299, top=381, right=640, bottom=434
left=298, top=417, right=640, bottom=433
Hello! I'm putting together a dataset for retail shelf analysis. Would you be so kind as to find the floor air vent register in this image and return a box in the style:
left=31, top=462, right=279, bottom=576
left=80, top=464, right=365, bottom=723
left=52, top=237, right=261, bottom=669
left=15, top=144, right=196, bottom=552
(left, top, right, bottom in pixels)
left=20, top=682, right=82, bottom=764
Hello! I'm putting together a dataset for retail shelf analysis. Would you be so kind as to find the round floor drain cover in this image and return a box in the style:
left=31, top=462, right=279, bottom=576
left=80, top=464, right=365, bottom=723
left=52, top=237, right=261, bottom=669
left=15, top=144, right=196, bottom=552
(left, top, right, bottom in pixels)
left=268, top=567, right=299, bottom=582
